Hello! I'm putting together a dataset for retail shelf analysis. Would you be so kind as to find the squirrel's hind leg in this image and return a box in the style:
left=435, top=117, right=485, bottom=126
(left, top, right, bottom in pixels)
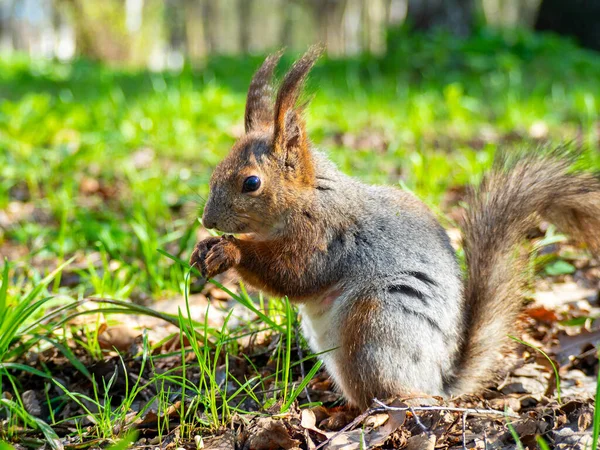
left=335, top=291, right=452, bottom=409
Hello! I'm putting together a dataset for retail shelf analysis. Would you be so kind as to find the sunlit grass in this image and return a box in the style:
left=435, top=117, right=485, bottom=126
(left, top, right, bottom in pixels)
left=0, top=27, right=599, bottom=445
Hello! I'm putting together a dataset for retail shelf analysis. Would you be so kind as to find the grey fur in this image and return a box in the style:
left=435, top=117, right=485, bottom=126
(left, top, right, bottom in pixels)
left=293, top=150, right=463, bottom=405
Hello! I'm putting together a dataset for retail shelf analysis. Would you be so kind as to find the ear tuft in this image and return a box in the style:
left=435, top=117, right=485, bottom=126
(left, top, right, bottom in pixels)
left=274, top=45, right=323, bottom=138
left=272, top=46, right=323, bottom=174
left=245, top=50, right=284, bottom=133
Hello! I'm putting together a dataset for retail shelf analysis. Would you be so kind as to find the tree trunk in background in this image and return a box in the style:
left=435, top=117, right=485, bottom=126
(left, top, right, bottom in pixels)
left=165, top=0, right=185, bottom=53
left=184, top=0, right=206, bottom=60
left=535, top=0, right=600, bottom=51
left=279, top=0, right=293, bottom=48
left=312, top=0, right=346, bottom=56
left=387, top=0, right=408, bottom=26
left=364, top=0, right=386, bottom=53
left=238, top=0, right=251, bottom=53
left=0, top=2, right=8, bottom=46
left=59, top=0, right=102, bottom=59
left=406, top=0, right=474, bottom=36
left=202, top=0, right=217, bottom=53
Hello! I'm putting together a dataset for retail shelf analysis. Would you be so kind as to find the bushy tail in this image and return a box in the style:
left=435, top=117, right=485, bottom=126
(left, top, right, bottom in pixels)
left=450, top=149, right=600, bottom=395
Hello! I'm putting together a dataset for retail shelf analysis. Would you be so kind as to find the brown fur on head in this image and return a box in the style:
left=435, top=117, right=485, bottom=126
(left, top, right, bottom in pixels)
left=202, top=47, right=323, bottom=237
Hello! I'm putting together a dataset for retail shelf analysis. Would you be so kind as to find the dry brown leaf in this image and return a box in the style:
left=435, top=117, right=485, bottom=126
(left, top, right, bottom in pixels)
left=363, top=413, right=389, bottom=428
left=300, top=406, right=405, bottom=450
left=300, top=409, right=331, bottom=437
left=525, top=305, right=558, bottom=323
left=98, top=325, right=139, bottom=351
left=245, top=418, right=300, bottom=450
left=203, top=430, right=236, bottom=450
left=22, top=390, right=42, bottom=417
left=319, top=409, right=357, bottom=431
left=512, top=417, right=548, bottom=440
left=555, top=328, right=600, bottom=364
left=404, top=433, right=436, bottom=450
left=553, top=425, right=593, bottom=449
left=498, top=362, right=550, bottom=398
left=488, top=396, right=522, bottom=413
left=577, top=409, right=593, bottom=431
left=135, top=401, right=181, bottom=428
left=363, top=407, right=406, bottom=447
left=561, top=369, right=598, bottom=398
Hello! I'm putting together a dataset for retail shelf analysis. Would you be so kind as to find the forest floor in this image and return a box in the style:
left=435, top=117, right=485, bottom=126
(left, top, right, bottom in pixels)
left=1, top=29, right=600, bottom=449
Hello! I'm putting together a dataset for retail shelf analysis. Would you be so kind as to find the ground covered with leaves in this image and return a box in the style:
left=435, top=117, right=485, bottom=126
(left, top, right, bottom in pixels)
left=1, top=29, right=600, bottom=449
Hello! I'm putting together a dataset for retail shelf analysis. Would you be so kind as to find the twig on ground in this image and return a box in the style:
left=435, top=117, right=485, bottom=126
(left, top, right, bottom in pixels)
left=409, top=406, right=428, bottom=432
left=314, top=400, right=516, bottom=450
left=314, top=407, right=381, bottom=450
left=372, top=398, right=519, bottom=418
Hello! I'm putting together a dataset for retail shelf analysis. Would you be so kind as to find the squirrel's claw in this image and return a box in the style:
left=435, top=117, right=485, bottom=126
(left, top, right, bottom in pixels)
left=189, top=236, right=221, bottom=277
left=190, top=236, right=241, bottom=279
left=203, top=238, right=242, bottom=279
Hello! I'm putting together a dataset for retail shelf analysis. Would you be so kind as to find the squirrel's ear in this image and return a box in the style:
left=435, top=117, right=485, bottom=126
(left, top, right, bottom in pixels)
left=273, top=46, right=322, bottom=170
left=245, top=51, right=283, bottom=133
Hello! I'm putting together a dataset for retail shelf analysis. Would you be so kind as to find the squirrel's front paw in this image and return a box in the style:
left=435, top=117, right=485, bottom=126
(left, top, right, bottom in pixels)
left=190, top=236, right=221, bottom=277
left=191, top=236, right=241, bottom=279
left=204, top=236, right=242, bottom=278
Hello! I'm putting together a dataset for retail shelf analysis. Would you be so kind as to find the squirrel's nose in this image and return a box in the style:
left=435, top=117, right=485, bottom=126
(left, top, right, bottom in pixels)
left=202, top=205, right=218, bottom=230
left=202, top=214, right=217, bottom=230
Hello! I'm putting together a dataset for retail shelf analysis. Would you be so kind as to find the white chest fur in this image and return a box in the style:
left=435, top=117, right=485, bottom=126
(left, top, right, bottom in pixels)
left=297, top=296, right=344, bottom=390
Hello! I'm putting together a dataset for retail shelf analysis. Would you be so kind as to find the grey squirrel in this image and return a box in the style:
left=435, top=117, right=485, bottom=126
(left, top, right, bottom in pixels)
left=190, top=47, right=600, bottom=410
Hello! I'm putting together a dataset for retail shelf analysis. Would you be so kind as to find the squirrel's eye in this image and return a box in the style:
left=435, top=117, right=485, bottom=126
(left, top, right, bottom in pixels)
left=242, top=175, right=261, bottom=193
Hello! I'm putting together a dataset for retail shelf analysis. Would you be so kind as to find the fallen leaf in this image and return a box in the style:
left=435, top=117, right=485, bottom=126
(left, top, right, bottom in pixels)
left=577, top=409, right=593, bottom=431
left=319, top=409, right=356, bottom=431
left=301, top=409, right=330, bottom=437
left=245, top=418, right=300, bottom=450
left=300, top=404, right=405, bottom=450
left=22, top=390, right=42, bottom=417
left=554, top=328, right=600, bottom=364
left=98, top=325, right=139, bottom=352
left=525, top=305, right=558, bottom=323
left=204, top=430, right=236, bottom=450
left=364, top=407, right=406, bottom=447
left=553, top=424, right=593, bottom=449
left=363, top=413, right=389, bottom=428
left=404, top=433, right=436, bottom=450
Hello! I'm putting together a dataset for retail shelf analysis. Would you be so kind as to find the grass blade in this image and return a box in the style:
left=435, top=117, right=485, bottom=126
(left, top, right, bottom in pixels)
left=284, top=359, right=323, bottom=410
left=505, top=409, right=525, bottom=450
left=0, top=260, right=8, bottom=321
left=509, top=335, right=561, bottom=404
left=0, top=362, right=54, bottom=379
left=37, top=336, right=93, bottom=380
left=535, top=435, right=551, bottom=450
left=106, top=430, right=139, bottom=450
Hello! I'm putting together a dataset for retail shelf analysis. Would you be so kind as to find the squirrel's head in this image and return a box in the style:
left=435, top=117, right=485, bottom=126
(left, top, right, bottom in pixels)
left=202, top=47, right=322, bottom=237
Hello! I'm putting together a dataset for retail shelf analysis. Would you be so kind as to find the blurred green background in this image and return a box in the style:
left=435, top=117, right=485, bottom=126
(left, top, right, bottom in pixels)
left=1, top=0, right=599, bottom=300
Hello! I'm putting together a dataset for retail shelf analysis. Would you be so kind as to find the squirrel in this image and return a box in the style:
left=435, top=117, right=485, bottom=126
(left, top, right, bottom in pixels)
left=190, top=47, right=600, bottom=410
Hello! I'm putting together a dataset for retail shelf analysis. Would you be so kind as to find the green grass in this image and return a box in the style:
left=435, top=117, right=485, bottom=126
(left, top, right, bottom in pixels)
left=509, top=335, right=562, bottom=404
left=1, top=27, right=599, bottom=446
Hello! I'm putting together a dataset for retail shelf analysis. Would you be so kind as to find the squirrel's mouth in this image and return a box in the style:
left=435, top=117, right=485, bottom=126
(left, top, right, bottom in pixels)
left=211, top=219, right=253, bottom=235
left=211, top=213, right=279, bottom=238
